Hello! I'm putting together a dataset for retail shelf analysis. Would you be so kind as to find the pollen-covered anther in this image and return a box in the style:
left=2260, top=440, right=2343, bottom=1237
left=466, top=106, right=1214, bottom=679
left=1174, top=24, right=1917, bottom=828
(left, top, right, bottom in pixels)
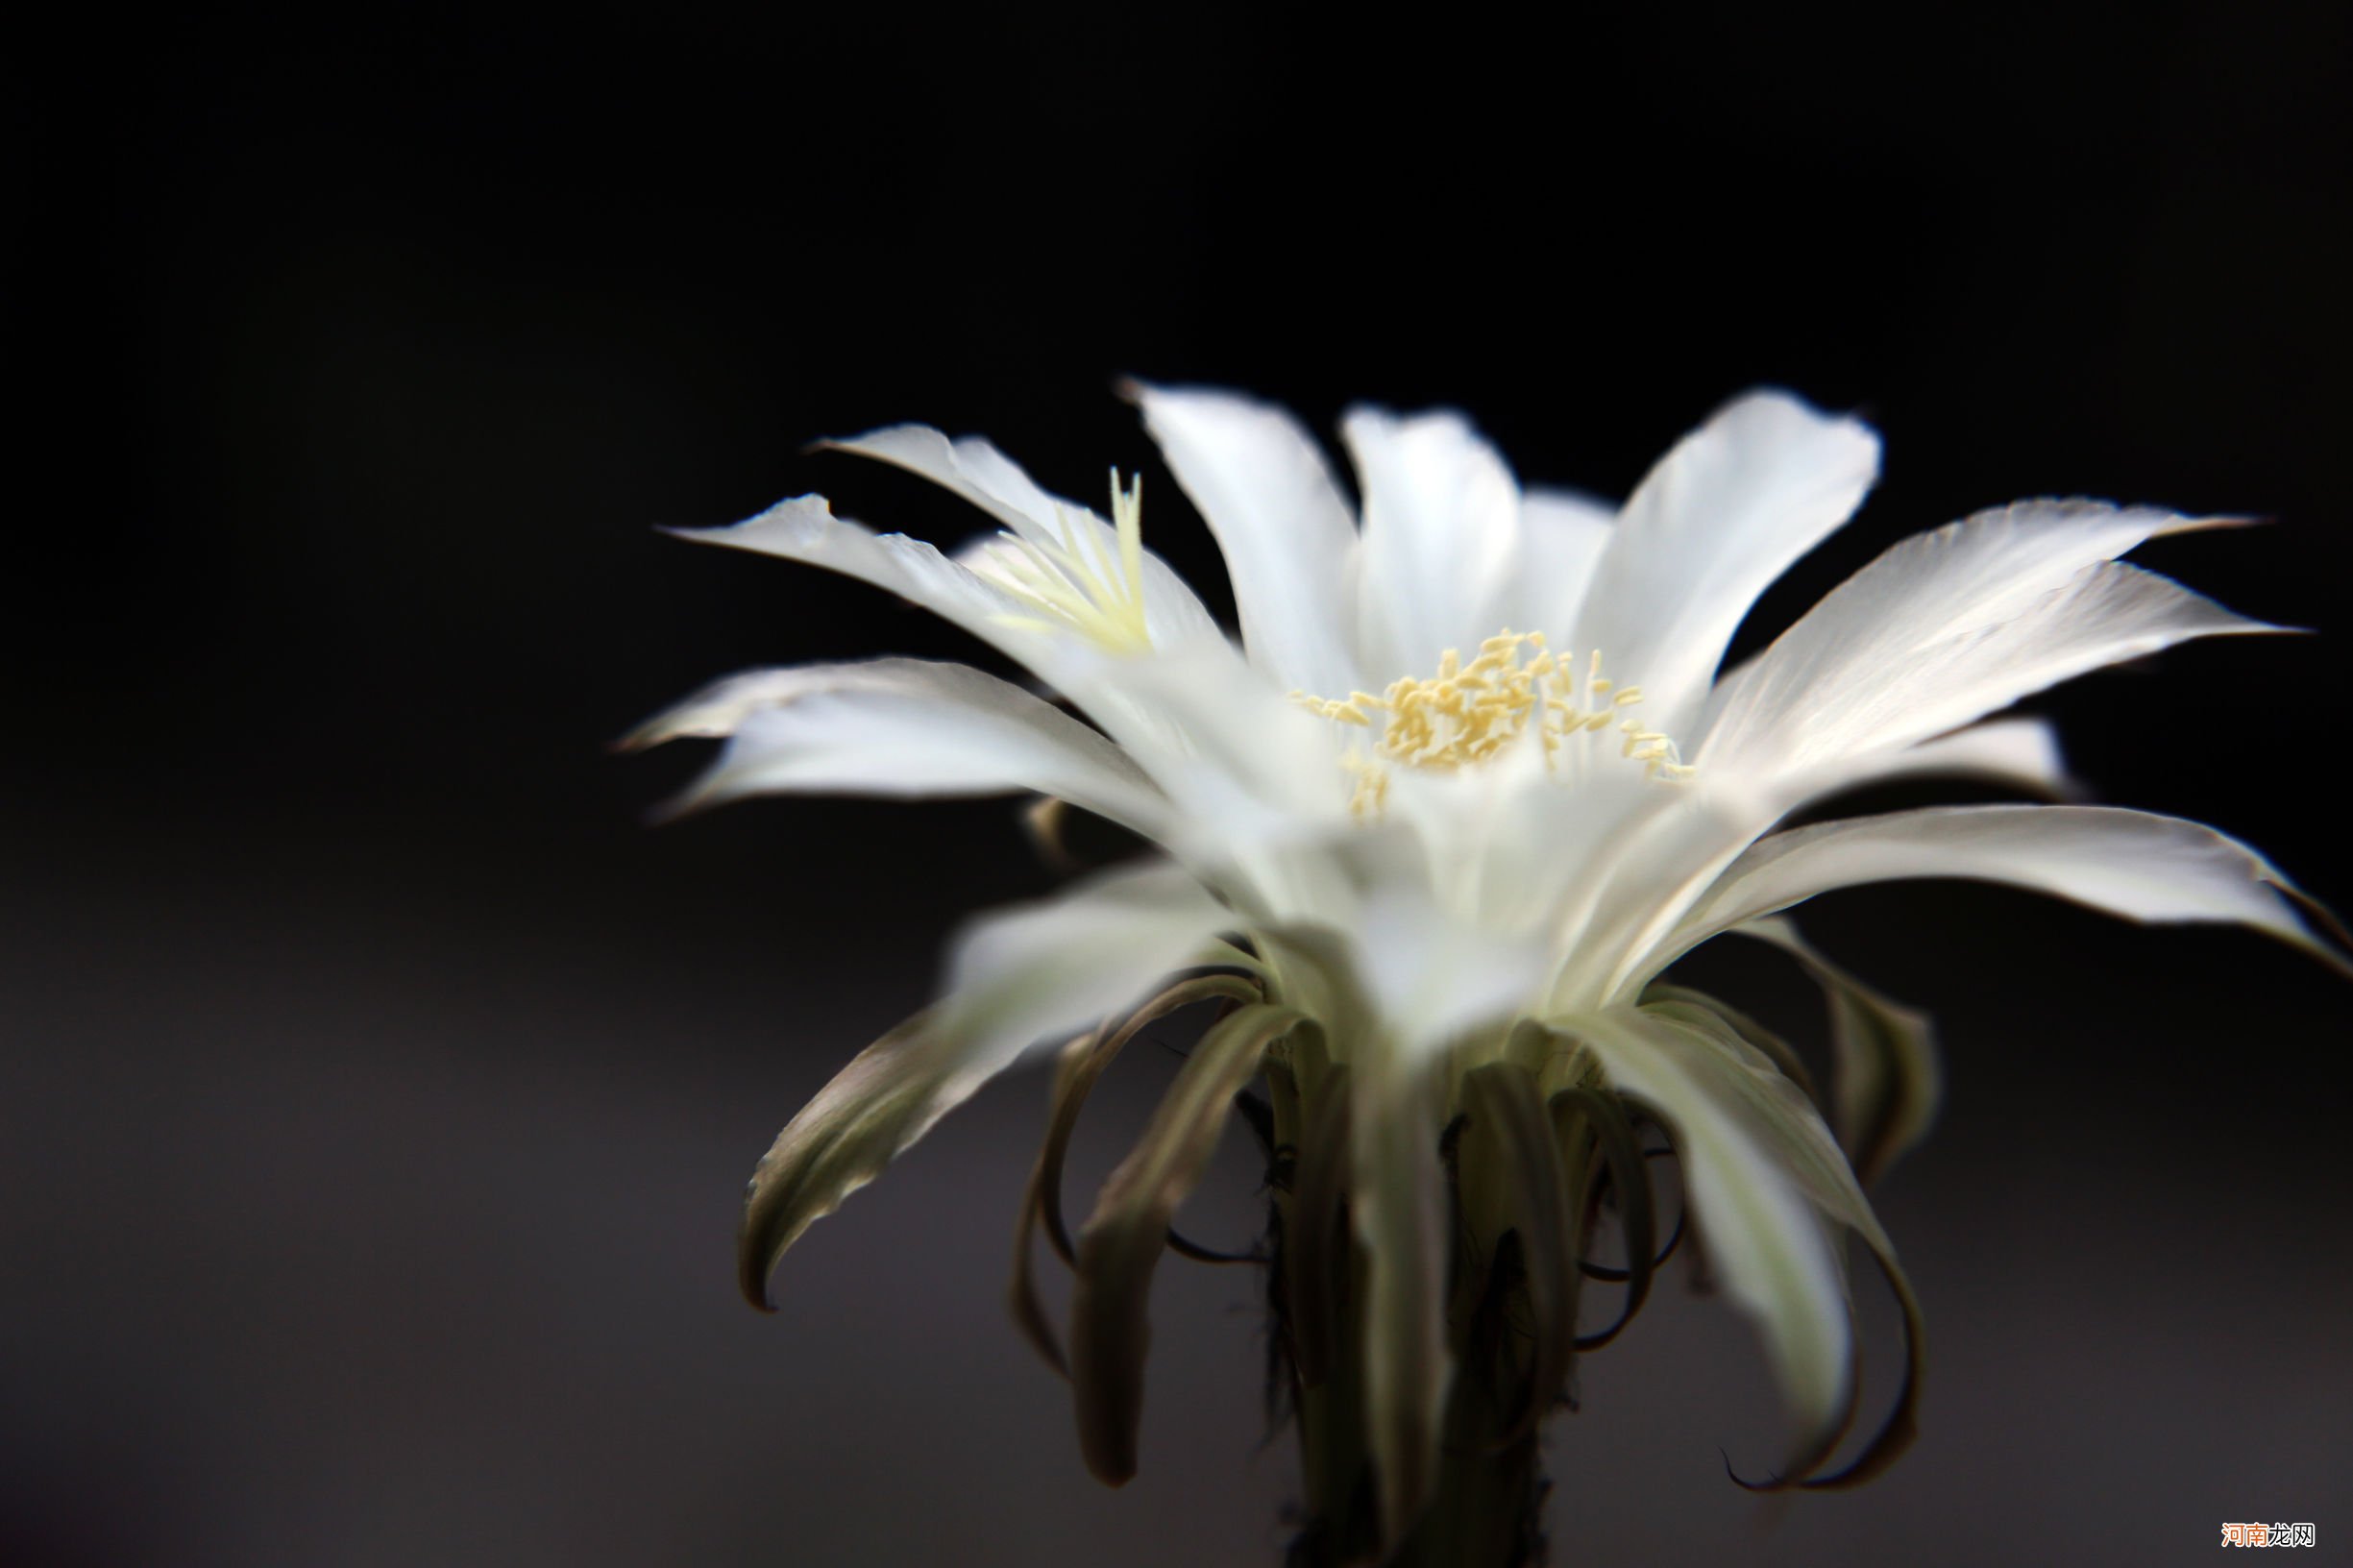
left=1296, top=631, right=1694, bottom=814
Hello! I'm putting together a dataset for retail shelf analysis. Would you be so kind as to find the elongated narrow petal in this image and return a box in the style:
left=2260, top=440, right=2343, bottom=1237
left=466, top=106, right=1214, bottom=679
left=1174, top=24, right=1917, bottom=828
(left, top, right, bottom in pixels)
left=1068, top=1004, right=1304, bottom=1483
left=821, top=423, right=1068, bottom=539
left=626, top=657, right=1172, bottom=836
left=1126, top=382, right=1364, bottom=698
left=1560, top=720, right=2070, bottom=1008
left=823, top=424, right=1223, bottom=648
left=738, top=859, right=1235, bottom=1309
left=1342, top=406, right=1523, bottom=678
left=1571, top=392, right=1880, bottom=738
left=1507, top=486, right=1615, bottom=644
left=669, top=493, right=1026, bottom=652
left=1810, top=718, right=2071, bottom=800
left=1660, top=804, right=2345, bottom=975
left=1700, top=502, right=2264, bottom=775
left=1565, top=1007, right=1861, bottom=1472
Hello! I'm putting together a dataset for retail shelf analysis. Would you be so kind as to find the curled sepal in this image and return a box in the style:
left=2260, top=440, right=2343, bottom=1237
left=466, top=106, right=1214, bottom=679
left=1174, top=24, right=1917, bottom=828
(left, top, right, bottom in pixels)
left=737, top=1006, right=956, bottom=1310
left=1547, top=1083, right=1655, bottom=1350
left=1737, top=919, right=1940, bottom=1186
left=1770, top=1237, right=1925, bottom=1492
left=1458, top=1063, right=1577, bottom=1439
left=740, top=858, right=1241, bottom=1311
left=1009, top=972, right=1262, bottom=1374
left=1068, top=1004, right=1307, bottom=1484
left=1285, top=1063, right=1354, bottom=1390
left=1561, top=1007, right=1875, bottom=1483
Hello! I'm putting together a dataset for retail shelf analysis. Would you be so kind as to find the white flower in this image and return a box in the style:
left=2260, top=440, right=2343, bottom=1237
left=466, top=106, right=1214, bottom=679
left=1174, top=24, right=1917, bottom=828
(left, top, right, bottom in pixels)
left=634, top=386, right=2341, bottom=1533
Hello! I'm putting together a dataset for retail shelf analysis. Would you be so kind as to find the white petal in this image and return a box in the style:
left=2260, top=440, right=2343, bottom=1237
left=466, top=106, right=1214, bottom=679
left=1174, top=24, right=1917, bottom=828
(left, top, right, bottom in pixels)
left=627, top=657, right=1172, bottom=837
left=1699, top=502, right=2263, bottom=775
left=1084, top=646, right=1349, bottom=842
left=1571, top=392, right=1880, bottom=739
left=1566, top=1007, right=1857, bottom=1457
left=821, top=423, right=1066, bottom=538
left=668, top=493, right=1025, bottom=653
left=1341, top=406, right=1522, bottom=678
left=1657, top=804, right=2344, bottom=976
left=1343, top=870, right=1553, bottom=1053
left=666, top=496, right=1199, bottom=774
left=824, top=424, right=1222, bottom=648
left=1779, top=717, right=2075, bottom=806
left=941, top=858, right=1238, bottom=1059
left=1506, top=486, right=1615, bottom=643
left=1126, top=382, right=1363, bottom=697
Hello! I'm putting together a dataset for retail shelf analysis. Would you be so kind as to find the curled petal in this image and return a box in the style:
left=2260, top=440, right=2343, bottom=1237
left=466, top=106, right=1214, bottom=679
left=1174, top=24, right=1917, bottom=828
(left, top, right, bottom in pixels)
left=1507, top=486, right=1615, bottom=644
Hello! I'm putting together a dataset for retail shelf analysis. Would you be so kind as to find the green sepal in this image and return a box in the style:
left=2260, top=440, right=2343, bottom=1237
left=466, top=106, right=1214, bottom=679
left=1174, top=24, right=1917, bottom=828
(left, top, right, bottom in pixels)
left=1067, top=1003, right=1306, bottom=1484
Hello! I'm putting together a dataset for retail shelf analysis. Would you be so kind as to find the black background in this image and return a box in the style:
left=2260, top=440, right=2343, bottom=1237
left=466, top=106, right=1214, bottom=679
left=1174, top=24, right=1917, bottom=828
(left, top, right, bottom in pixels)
left=7, top=6, right=2349, bottom=1565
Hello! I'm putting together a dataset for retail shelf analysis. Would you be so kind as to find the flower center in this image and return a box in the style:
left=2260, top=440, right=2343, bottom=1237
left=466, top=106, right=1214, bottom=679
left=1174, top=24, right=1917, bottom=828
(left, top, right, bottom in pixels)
left=974, top=470, right=1152, bottom=654
left=1295, top=630, right=1692, bottom=817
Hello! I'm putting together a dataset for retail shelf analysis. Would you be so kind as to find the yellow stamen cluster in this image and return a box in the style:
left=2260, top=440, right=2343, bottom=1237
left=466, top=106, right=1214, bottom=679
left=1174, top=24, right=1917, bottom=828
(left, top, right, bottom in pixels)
left=983, top=470, right=1152, bottom=653
left=1295, top=630, right=1693, bottom=817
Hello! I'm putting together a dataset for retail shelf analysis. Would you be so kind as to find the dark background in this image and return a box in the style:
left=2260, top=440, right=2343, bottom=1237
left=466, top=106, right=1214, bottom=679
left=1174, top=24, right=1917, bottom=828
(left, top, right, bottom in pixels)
left=6, top=5, right=2349, bottom=1564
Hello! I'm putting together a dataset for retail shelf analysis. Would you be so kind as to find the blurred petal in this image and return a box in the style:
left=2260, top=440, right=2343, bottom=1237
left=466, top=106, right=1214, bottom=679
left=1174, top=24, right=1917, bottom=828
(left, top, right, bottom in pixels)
left=631, top=657, right=1170, bottom=836
left=821, top=423, right=1066, bottom=537
left=1085, top=645, right=1350, bottom=853
left=1805, top=717, right=2071, bottom=800
left=1661, top=804, right=2347, bottom=975
left=738, top=859, right=1235, bottom=1308
left=1700, top=502, right=2264, bottom=775
left=1571, top=392, right=1880, bottom=737
left=1507, top=486, right=1614, bottom=643
left=1342, top=406, right=1523, bottom=678
left=1352, top=1052, right=1452, bottom=1547
left=1732, top=719, right=2074, bottom=839
left=669, top=494, right=1026, bottom=655
left=1127, top=382, right=1363, bottom=697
